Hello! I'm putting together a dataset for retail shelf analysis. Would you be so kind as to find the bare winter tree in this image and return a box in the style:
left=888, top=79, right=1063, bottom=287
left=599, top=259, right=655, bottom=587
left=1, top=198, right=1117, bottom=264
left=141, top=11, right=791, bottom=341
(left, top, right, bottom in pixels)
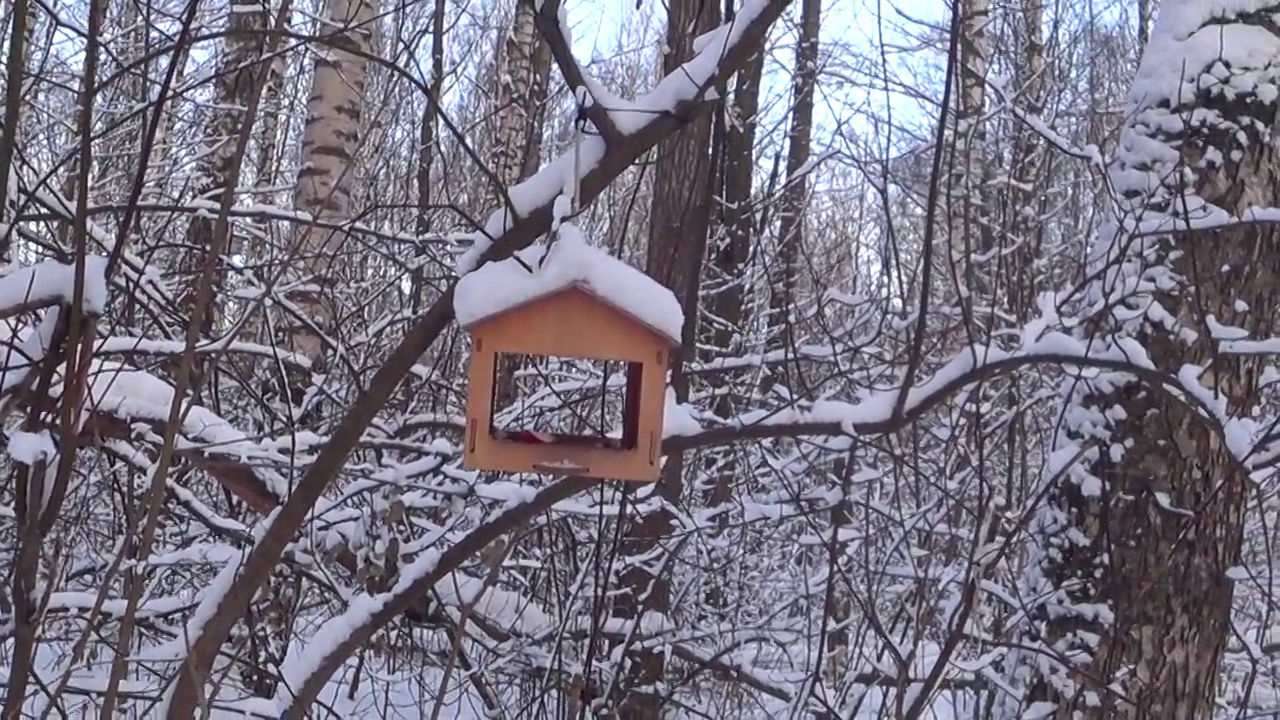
left=1005, top=1, right=1280, bottom=717
left=10, top=0, right=1280, bottom=717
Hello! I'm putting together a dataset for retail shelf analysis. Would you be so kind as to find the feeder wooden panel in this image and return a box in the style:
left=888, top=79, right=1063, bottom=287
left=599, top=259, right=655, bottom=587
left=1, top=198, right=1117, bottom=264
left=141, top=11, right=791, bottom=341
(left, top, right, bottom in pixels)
left=460, top=284, right=677, bottom=482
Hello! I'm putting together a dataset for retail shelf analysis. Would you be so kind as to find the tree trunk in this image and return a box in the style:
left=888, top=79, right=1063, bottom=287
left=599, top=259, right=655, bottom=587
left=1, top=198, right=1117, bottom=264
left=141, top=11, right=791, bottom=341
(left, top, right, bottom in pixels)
left=490, top=3, right=551, bottom=191
left=488, top=1, right=552, bottom=409
left=699, top=6, right=765, bottom=619
left=642, top=0, right=720, bottom=340
left=1137, top=0, right=1154, bottom=48
left=769, top=0, right=820, bottom=349
left=610, top=1, right=719, bottom=716
left=995, top=0, right=1047, bottom=520
left=943, top=0, right=991, bottom=350
left=708, top=28, right=762, bottom=368
left=1003, top=0, right=1046, bottom=323
left=285, top=0, right=378, bottom=366
left=411, top=0, right=447, bottom=313
left=1007, top=4, right=1280, bottom=717
left=182, top=0, right=274, bottom=389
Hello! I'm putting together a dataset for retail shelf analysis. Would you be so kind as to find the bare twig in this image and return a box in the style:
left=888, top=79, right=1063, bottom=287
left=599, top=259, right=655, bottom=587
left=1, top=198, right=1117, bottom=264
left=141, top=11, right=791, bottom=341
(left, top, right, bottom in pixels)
left=527, top=0, right=623, bottom=145
left=161, top=6, right=792, bottom=715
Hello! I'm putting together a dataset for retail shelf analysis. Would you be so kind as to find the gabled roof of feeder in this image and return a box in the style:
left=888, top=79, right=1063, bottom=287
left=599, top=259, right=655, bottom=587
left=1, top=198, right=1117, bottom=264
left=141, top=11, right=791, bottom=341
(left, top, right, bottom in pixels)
left=453, top=225, right=684, bottom=347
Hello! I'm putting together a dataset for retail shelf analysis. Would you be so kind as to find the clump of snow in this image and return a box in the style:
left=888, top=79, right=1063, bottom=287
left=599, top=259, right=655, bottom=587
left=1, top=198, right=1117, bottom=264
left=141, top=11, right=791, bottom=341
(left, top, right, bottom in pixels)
left=454, top=224, right=684, bottom=344
left=663, top=388, right=702, bottom=437
left=0, top=256, right=109, bottom=315
left=59, top=359, right=284, bottom=467
left=1128, top=18, right=1280, bottom=113
left=1109, top=0, right=1280, bottom=228
left=7, top=430, right=56, bottom=466
left=453, top=141, right=608, bottom=276
left=0, top=308, right=61, bottom=396
left=609, top=0, right=773, bottom=133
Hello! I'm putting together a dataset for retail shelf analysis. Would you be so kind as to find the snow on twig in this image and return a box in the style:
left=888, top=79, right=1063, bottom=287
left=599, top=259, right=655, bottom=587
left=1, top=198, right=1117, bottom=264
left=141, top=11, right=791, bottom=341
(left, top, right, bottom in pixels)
left=0, top=257, right=108, bottom=321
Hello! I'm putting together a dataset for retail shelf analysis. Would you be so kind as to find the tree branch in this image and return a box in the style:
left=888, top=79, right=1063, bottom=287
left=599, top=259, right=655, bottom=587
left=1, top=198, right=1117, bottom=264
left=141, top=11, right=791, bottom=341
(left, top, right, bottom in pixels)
left=663, top=350, right=1240, bottom=454
left=527, top=0, right=623, bottom=145
left=277, top=476, right=595, bottom=717
left=160, top=5, right=792, bottom=715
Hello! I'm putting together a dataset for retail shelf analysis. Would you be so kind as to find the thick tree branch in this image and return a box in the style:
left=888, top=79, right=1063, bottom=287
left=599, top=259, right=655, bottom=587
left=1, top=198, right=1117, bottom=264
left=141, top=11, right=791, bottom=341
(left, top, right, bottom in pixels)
left=527, top=0, right=623, bottom=145
left=160, top=5, right=792, bottom=715
left=664, top=351, right=1227, bottom=452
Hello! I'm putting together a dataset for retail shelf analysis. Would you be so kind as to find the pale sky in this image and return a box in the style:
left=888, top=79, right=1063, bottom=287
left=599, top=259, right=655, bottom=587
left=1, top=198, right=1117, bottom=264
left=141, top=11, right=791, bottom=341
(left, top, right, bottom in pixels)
left=562, top=0, right=946, bottom=174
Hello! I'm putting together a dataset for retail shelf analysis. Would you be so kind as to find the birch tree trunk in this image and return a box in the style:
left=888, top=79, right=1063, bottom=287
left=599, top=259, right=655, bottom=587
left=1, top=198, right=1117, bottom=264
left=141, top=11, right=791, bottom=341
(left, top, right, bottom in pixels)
left=1004, top=0, right=1046, bottom=322
left=1006, top=3, right=1280, bottom=717
left=488, top=1, right=551, bottom=408
left=944, top=0, right=991, bottom=349
left=490, top=3, right=551, bottom=191
left=285, top=0, right=378, bottom=367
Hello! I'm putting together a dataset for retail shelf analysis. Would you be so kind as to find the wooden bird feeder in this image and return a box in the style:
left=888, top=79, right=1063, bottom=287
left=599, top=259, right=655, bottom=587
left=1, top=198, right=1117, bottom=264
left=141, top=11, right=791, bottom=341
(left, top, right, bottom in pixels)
left=453, top=227, right=684, bottom=482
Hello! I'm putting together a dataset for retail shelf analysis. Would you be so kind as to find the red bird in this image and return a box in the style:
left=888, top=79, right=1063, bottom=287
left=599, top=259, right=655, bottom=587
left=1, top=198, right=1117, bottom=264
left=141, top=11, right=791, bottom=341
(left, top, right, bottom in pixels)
left=503, top=429, right=559, bottom=445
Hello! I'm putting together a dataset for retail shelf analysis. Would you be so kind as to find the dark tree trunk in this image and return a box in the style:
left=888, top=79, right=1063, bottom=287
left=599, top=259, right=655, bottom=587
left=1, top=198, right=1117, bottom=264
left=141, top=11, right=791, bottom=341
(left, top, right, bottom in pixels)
left=610, top=1, right=720, bottom=716
left=769, top=0, right=821, bottom=349
left=488, top=3, right=552, bottom=408
left=698, top=2, right=765, bottom=620
left=1010, top=5, right=1280, bottom=718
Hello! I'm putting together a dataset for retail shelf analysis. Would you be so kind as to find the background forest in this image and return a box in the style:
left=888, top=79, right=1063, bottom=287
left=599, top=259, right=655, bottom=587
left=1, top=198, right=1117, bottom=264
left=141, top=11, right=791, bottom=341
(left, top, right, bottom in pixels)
left=0, top=0, right=1274, bottom=717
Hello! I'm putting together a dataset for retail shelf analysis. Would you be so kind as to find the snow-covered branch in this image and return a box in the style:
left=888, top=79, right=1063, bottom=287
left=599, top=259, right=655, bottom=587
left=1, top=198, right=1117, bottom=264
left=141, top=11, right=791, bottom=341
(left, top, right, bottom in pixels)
left=273, top=476, right=593, bottom=715
left=527, top=0, right=623, bottom=145
left=0, top=258, right=108, bottom=322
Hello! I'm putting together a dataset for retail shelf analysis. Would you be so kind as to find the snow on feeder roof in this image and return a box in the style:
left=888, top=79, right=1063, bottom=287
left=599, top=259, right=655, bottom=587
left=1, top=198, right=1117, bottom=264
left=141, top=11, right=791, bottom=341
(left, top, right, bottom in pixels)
left=453, top=225, right=684, bottom=346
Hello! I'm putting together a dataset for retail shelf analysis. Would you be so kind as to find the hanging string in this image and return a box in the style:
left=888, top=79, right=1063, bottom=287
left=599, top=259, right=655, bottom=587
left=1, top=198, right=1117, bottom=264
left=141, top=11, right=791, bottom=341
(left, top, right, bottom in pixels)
left=571, top=102, right=586, bottom=215
left=540, top=100, right=589, bottom=269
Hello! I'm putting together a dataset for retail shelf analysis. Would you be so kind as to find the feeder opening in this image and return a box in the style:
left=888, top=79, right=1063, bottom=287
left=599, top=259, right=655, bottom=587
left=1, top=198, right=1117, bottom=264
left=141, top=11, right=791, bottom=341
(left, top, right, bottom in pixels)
left=488, top=352, right=644, bottom=451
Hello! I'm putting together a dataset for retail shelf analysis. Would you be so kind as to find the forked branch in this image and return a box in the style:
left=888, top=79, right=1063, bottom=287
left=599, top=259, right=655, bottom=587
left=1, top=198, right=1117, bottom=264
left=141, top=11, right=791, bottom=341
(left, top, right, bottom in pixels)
left=275, top=476, right=595, bottom=716
left=160, top=4, right=793, bottom=716
left=527, top=0, right=623, bottom=145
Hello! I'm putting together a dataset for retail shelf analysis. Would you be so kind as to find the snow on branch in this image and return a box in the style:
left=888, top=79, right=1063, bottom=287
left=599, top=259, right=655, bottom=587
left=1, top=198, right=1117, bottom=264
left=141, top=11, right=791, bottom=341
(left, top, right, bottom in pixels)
left=662, top=325, right=1240, bottom=454
left=95, top=335, right=311, bottom=368
left=0, top=309, right=63, bottom=399
left=0, top=257, right=108, bottom=321
left=21, top=179, right=172, bottom=316
left=528, top=0, right=623, bottom=145
left=455, top=0, right=789, bottom=274
left=64, top=360, right=290, bottom=511
left=272, top=476, right=593, bottom=715
left=71, top=360, right=278, bottom=464
left=272, top=565, right=556, bottom=709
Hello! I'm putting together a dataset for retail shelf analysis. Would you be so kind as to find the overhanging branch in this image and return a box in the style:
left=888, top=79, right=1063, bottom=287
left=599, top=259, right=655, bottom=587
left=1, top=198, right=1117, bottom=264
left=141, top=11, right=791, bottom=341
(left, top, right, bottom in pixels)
left=528, top=0, right=623, bottom=145
left=160, top=4, right=794, bottom=715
